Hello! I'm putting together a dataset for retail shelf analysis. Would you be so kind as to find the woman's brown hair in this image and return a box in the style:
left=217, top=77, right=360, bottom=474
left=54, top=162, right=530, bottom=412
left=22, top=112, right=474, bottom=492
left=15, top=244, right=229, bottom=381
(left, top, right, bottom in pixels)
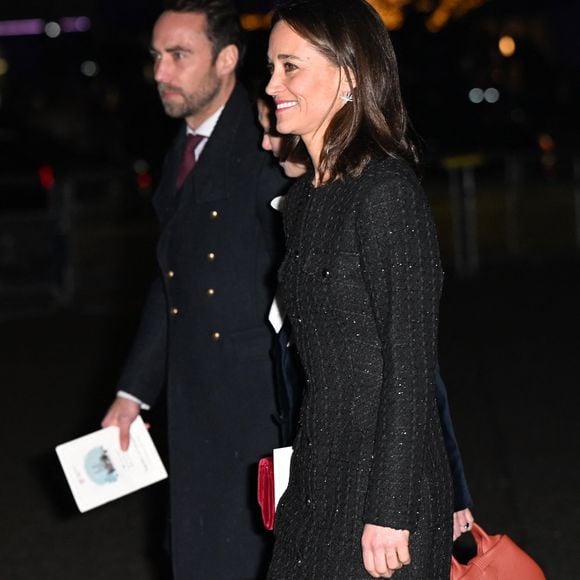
left=271, top=0, right=418, bottom=182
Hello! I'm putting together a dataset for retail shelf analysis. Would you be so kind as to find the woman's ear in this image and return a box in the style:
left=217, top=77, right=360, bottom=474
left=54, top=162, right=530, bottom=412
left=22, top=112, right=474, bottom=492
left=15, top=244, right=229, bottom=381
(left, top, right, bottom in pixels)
left=343, top=66, right=357, bottom=92
left=338, top=67, right=356, bottom=103
left=216, top=44, right=239, bottom=76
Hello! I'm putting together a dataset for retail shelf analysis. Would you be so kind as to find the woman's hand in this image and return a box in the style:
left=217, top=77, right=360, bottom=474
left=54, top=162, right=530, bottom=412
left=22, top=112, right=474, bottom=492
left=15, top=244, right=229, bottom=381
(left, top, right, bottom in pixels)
left=453, top=508, right=475, bottom=541
left=361, top=523, right=411, bottom=578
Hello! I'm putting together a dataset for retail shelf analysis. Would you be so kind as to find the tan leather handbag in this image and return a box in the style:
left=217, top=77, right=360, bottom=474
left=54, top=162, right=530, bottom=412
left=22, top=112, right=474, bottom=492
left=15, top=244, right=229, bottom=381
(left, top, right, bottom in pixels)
left=451, top=523, right=545, bottom=579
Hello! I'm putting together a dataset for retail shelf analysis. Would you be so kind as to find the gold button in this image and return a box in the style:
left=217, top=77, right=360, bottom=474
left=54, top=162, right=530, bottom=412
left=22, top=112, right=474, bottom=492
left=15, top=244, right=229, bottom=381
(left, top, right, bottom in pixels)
left=207, top=288, right=215, bottom=297
left=210, top=210, right=219, bottom=219
left=211, top=331, right=221, bottom=342
left=170, top=308, right=179, bottom=316
left=207, top=252, right=216, bottom=262
left=167, top=270, right=175, bottom=278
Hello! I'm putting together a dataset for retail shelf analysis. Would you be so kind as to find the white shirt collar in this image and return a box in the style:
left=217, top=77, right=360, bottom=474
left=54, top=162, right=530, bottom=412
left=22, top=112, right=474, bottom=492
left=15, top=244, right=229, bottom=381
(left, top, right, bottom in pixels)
left=186, top=106, right=224, bottom=139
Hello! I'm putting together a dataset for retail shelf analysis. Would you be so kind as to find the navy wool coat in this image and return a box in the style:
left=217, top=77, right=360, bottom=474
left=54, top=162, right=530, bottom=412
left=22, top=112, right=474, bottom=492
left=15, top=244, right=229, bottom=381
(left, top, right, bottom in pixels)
left=118, top=84, right=289, bottom=579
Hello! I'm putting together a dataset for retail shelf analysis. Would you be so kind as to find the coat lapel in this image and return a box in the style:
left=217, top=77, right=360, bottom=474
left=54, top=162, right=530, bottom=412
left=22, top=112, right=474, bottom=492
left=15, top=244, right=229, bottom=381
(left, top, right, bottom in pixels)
left=153, top=130, right=186, bottom=224
left=155, top=84, right=250, bottom=221
left=183, top=84, right=247, bottom=207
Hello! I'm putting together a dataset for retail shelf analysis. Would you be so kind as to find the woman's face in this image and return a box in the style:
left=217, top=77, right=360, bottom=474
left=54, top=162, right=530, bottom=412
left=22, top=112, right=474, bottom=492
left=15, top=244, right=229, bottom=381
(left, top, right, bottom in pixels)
left=266, top=20, right=345, bottom=157
left=257, top=99, right=308, bottom=179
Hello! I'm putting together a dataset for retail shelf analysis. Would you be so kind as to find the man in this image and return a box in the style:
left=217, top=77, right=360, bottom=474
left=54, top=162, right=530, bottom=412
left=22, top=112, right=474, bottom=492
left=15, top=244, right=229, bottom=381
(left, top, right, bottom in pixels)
left=102, top=2, right=288, bottom=578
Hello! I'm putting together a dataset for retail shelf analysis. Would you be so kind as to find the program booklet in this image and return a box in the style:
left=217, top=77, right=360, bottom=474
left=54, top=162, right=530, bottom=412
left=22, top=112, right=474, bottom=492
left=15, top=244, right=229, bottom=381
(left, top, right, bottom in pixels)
left=273, top=445, right=293, bottom=509
left=55, top=415, right=168, bottom=513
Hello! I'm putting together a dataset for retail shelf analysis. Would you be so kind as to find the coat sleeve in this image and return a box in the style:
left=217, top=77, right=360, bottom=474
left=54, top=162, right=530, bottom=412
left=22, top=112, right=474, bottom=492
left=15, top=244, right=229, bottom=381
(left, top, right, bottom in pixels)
left=116, top=274, right=168, bottom=407
left=434, top=366, right=473, bottom=510
left=355, top=166, right=444, bottom=532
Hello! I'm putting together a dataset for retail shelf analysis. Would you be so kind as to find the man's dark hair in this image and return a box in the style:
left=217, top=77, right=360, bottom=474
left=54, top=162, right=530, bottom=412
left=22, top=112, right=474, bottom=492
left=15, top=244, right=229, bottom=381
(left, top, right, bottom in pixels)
left=166, top=0, right=246, bottom=65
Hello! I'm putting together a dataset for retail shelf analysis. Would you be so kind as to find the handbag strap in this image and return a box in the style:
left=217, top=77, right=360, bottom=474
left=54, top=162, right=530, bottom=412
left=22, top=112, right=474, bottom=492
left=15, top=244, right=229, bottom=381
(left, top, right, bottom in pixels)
left=452, top=523, right=493, bottom=549
left=470, top=522, right=498, bottom=555
left=451, top=522, right=501, bottom=575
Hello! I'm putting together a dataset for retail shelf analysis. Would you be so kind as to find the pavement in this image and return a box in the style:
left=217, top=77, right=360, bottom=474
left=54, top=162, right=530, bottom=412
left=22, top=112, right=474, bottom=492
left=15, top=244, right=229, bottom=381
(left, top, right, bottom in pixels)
left=1, top=251, right=579, bottom=579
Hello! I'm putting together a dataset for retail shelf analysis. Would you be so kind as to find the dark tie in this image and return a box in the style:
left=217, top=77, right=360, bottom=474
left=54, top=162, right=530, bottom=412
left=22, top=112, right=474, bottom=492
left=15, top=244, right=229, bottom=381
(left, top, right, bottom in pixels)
left=176, top=133, right=205, bottom=190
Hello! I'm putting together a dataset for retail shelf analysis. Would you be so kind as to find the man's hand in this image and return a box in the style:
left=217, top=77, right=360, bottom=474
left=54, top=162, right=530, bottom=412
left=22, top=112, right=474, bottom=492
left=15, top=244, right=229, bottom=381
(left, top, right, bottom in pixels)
left=362, top=523, right=411, bottom=578
left=101, top=397, right=141, bottom=451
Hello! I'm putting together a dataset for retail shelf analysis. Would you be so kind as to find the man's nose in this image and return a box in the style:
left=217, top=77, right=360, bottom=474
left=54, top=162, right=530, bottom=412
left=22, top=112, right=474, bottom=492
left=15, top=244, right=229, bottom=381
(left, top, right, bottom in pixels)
left=154, top=57, right=170, bottom=83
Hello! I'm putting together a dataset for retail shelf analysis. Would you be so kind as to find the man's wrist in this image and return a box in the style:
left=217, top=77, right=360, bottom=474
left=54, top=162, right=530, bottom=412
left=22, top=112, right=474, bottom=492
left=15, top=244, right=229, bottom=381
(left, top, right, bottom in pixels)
left=117, top=390, right=151, bottom=411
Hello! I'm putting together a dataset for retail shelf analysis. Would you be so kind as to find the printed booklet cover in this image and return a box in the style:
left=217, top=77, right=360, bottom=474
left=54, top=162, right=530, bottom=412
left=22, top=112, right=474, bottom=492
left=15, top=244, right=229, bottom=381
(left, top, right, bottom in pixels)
left=55, top=416, right=168, bottom=513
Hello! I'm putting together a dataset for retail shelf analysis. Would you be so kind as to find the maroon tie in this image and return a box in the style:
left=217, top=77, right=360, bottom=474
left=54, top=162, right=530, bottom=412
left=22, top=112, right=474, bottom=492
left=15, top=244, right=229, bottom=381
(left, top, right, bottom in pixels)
left=176, top=134, right=205, bottom=190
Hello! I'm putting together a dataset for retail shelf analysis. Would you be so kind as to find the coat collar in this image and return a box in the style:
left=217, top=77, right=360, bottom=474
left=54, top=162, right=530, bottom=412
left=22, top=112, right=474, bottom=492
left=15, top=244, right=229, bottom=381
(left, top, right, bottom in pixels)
left=153, top=83, right=251, bottom=220
left=184, top=83, right=249, bottom=204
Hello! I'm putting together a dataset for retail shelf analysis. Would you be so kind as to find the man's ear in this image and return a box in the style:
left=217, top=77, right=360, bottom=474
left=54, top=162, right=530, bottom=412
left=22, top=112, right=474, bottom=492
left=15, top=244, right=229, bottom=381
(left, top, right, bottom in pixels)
left=216, top=44, right=239, bottom=76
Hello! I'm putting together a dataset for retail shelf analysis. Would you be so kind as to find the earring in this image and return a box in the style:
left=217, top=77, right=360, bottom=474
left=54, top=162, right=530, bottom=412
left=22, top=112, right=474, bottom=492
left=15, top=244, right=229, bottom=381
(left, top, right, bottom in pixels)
left=340, top=91, right=353, bottom=103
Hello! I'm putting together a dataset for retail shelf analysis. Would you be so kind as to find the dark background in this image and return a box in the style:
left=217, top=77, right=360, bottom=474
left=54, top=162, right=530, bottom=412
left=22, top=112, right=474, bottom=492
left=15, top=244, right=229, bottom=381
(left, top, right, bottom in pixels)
left=1, top=0, right=579, bottom=174
left=1, top=1, right=579, bottom=579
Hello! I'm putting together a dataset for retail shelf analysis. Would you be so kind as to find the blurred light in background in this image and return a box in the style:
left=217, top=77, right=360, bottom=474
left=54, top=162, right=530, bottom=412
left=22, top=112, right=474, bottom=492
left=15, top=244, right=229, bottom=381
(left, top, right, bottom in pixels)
left=134, top=160, right=153, bottom=191
left=468, top=88, right=484, bottom=104
left=499, top=35, right=516, bottom=57
left=38, top=164, right=55, bottom=190
left=537, top=133, right=557, bottom=173
left=538, top=133, right=555, bottom=153
left=44, top=21, right=61, bottom=38
left=60, top=16, right=91, bottom=33
left=426, top=0, right=487, bottom=32
left=367, top=0, right=407, bottom=30
left=0, top=19, right=43, bottom=37
left=80, top=60, right=99, bottom=77
left=238, top=0, right=488, bottom=32
left=469, top=87, right=500, bottom=104
left=0, top=17, right=91, bottom=37
left=240, top=12, right=271, bottom=32
left=0, top=58, right=8, bottom=76
left=484, top=87, right=499, bottom=103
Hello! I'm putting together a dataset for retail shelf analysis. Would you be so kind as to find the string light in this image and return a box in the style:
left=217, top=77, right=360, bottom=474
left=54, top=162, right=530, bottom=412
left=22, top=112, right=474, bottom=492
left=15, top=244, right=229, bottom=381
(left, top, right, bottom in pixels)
left=239, top=0, right=488, bottom=32
left=499, top=35, right=516, bottom=57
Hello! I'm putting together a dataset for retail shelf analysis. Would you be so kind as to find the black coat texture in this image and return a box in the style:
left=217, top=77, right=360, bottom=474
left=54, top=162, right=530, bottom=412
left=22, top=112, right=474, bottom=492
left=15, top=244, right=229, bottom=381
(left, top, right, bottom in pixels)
left=268, top=158, right=454, bottom=579
left=118, top=84, right=289, bottom=579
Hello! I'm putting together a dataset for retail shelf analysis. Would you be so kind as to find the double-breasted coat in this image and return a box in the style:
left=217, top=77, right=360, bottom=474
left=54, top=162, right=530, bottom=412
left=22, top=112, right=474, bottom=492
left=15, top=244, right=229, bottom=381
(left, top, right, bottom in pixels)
left=118, top=84, right=288, bottom=579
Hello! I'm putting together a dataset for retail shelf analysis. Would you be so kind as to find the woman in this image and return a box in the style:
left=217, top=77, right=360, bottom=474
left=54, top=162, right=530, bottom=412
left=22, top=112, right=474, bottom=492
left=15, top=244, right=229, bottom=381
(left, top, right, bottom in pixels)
left=258, top=95, right=475, bottom=541
left=265, top=1, right=454, bottom=578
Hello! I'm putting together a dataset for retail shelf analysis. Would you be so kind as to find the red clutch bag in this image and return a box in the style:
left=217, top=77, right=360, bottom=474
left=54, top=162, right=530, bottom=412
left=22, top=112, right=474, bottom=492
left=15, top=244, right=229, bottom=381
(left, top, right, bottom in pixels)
left=451, top=523, right=545, bottom=579
left=257, top=456, right=275, bottom=530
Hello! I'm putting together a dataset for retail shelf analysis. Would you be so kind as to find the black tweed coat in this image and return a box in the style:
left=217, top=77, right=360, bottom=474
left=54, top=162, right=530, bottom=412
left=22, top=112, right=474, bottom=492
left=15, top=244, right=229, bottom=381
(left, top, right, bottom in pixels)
left=268, top=157, right=454, bottom=579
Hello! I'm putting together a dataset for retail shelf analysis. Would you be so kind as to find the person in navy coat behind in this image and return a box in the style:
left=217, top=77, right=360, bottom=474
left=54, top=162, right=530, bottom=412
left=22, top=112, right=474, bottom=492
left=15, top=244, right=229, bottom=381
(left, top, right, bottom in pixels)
left=102, top=1, right=288, bottom=578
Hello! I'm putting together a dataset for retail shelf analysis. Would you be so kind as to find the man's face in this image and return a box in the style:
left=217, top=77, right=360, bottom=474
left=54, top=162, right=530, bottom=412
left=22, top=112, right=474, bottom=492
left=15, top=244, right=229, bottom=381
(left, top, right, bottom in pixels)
left=151, top=11, right=221, bottom=123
